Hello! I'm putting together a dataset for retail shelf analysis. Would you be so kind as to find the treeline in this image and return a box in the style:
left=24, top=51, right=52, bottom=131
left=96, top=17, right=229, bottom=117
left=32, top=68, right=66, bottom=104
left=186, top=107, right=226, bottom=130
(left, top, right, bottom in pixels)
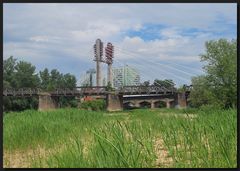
left=3, top=56, right=77, bottom=112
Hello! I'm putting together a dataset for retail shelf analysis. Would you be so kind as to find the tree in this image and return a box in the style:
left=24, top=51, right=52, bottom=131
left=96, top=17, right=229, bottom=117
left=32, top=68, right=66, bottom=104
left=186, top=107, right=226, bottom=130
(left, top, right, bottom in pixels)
left=15, top=61, right=40, bottom=88
left=190, top=39, right=237, bottom=108
left=3, top=57, right=40, bottom=111
left=106, top=81, right=114, bottom=91
left=189, top=76, right=216, bottom=107
left=3, top=57, right=17, bottom=112
left=40, top=68, right=50, bottom=90
left=3, top=56, right=17, bottom=88
left=63, top=73, right=77, bottom=89
left=49, top=69, right=63, bottom=90
left=58, top=73, right=78, bottom=108
left=142, top=80, right=150, bottom=86
left=46, top=69, right=77, bottom=108
left=3, top=56, right=79, bottom=111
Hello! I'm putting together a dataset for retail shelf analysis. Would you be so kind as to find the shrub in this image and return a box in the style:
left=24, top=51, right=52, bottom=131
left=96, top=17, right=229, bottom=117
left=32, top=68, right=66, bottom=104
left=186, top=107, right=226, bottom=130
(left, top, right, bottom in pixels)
left=80, top=99, right=106, bottom=111
left=198, top=104, right=222, bottom=114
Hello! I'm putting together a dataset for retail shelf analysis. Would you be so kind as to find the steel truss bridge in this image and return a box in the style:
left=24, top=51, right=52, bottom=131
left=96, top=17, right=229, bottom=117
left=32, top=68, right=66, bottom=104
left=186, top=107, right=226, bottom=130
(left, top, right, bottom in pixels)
left=3, top=86, right=180, bottom=97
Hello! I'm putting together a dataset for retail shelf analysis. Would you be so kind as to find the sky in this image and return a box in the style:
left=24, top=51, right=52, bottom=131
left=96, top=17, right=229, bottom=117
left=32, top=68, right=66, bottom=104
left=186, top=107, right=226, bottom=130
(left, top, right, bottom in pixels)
left=3, top=3, right=237, bottom=87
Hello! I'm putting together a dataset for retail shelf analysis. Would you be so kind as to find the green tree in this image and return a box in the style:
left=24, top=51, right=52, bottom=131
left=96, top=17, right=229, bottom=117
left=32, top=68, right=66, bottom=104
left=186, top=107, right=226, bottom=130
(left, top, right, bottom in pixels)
left=189, top=76, right=216, bottom=107
left=59, top=73, right=77, bottom=108
left=15, top=61, right=40, bottom=88
left=3, top=56, right=17, bottom=88
left=3, top=56, right=17, bottom=112
left=106, top=81, right=114, bottom=91
left=44, top=69, right=77, bottom=108
left=63, top=73, right=77, bottom=89
left=3, top=57, right=40, bottom=111
left=190, top=39, right=237, bottom=108
left=142, top=80, right=150, bottom=86
left=39, top=68, right=50, bottom=90
left=49, top=69, right=63, bottom=90
left=40, top=69, right=77, bottom=91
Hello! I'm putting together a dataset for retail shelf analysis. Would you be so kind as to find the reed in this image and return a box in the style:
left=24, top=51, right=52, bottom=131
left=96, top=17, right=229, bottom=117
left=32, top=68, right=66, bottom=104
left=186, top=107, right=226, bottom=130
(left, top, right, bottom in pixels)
left=3, top=108, right=237, bottom=168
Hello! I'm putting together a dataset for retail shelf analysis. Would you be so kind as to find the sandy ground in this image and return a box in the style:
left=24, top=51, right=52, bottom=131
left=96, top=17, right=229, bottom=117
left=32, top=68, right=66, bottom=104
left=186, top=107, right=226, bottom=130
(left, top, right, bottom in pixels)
left=4, top=145, right=52, bottom=168
left=158, top=112, right=197, bottom=119
left=154, top=137, right=173, bottom=167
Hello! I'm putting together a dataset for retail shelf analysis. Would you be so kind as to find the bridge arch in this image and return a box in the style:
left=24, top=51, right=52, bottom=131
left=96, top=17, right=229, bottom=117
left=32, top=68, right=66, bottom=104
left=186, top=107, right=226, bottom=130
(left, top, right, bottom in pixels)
left=154, top=100, right=167, bottom=108
left=139, top=101, right=151, bottom=108
left=123, top=101, right=135, bottom=109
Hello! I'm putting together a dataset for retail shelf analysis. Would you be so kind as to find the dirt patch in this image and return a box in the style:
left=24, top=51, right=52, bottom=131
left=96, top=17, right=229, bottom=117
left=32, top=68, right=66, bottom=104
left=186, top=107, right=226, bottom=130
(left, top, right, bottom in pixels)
left=4, top=149, right=30, bottom=168
left=154, top=137, right=173, bottom=168
left=3, top=145, right=53, bottom=168
left=158, top=113, right=197, bottom=119
left=181, top=113, right=197, bottom=119
left=103, top=112, right=129, bottom=116
left=3, top=140, right=75, bottom=168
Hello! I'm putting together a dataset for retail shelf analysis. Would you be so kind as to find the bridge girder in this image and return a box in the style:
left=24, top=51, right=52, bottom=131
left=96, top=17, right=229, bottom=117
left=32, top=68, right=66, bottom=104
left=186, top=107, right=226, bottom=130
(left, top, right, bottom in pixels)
left=3, top=86, right=178, bottom=97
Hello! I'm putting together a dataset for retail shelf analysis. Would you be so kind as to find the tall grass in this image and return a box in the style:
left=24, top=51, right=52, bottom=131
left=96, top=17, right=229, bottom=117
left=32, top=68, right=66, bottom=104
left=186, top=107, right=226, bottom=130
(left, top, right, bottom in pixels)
left=3, top=108, right=104, bottom=150
left=3, top=108, right=237, bottom=168
left=130, top=108, right=237, bottom=168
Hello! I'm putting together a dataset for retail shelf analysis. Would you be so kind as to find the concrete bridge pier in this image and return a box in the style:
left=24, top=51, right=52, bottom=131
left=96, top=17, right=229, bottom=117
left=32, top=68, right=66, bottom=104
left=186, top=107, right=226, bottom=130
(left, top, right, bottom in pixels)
left=38, top=93, right=58, bottom=111
left=106, top=93, right=123, bottom=112
left=165, top=99, right=171, bottom=108
left=150, top=101, right=155, bottom=109
left=176, top=92, right=187, bottom=108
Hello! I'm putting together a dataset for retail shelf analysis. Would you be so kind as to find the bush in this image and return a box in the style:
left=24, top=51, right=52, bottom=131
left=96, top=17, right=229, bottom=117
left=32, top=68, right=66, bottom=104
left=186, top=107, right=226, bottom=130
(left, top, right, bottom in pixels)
left=198, top=104, right=222, bottom=114
left=3, top=97, right=39, bottom=112
left=80, top=99, right=106, bottom=111
left=58, top=97, right=78, bottom=108
left=68, top=99, right=78, bottom=108
left=181, top=107, right=198, bottom=114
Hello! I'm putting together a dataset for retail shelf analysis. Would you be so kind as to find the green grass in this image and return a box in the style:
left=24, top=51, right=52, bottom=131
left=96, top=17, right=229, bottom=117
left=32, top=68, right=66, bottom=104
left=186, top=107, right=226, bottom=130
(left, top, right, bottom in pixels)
left=3, top=108, right=237, bottom=168
left=3, top=109, right=104, bottom=150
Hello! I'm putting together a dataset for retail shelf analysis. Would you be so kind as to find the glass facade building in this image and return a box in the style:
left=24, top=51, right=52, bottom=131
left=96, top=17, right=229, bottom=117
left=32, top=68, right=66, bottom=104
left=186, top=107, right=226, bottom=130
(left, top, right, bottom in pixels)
left=113, top=65, right=140, bottom=88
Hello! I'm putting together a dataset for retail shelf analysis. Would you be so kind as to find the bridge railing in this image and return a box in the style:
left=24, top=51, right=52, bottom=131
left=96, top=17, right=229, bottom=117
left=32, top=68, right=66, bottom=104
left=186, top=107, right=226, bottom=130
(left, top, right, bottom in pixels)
left=50, top=87, right=107, bottom=96
left=3, top=88, right=41, bottom=96
left=118, top=85, right=176, bottom=95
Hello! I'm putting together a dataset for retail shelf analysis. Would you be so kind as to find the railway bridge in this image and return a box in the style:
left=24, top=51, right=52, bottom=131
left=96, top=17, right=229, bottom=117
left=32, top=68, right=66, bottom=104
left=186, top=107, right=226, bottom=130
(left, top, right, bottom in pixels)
left=3, top=85, right=190, bottom=111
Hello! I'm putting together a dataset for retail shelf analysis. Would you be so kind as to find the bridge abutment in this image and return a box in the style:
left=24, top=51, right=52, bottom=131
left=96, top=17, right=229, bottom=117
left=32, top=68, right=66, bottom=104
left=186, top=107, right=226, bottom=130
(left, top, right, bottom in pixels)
left=38, top=93, right=58, bottom=111
left=106, top=93, right=123, bottom=112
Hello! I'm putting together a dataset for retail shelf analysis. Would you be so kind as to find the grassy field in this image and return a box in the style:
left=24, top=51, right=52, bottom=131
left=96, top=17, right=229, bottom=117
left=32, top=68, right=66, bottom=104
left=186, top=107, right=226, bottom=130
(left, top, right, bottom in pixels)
left=3, top=107, right=237, bottom=168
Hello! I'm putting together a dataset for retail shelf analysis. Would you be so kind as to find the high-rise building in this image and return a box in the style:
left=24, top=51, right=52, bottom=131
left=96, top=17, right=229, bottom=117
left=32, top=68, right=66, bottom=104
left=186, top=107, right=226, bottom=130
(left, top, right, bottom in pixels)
left=102, top=77, right=107, bottom=86
left=80, top=68, right=96, bottom=86
left=80, top=68, right=107, bottom=87
left=113, top=65, right=140, bottom=88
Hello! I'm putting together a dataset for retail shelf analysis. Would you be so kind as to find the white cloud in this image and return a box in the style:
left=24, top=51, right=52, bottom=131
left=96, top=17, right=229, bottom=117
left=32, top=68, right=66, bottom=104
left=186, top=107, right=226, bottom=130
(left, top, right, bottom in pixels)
left=29, top=36, right=49, bottom=42
left=29, top=35, right=63, bottom=43
left=117, top=34, right=192, bottom=61
left=159, top=27, right=182, bottom=39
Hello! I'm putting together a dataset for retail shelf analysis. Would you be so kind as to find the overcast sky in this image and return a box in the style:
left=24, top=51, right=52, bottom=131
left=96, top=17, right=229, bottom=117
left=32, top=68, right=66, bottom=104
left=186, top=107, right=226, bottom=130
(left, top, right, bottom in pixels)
left=3, top=3, right=237, bottom=86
